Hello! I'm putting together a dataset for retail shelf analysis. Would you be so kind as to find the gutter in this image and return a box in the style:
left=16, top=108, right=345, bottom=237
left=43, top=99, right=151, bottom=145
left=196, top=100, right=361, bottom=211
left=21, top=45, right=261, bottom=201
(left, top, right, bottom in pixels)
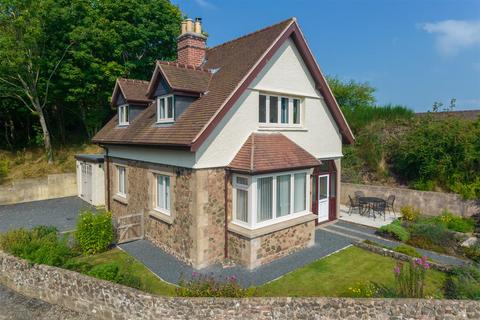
left=103, top=145, right=111, bottom=211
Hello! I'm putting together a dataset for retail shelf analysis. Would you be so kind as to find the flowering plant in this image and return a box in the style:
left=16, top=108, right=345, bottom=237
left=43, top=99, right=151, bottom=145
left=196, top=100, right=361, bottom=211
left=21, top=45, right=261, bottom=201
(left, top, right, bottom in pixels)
left=176, top=272, right=248, bottom=297
left=394, top=256, right=430, bottom=298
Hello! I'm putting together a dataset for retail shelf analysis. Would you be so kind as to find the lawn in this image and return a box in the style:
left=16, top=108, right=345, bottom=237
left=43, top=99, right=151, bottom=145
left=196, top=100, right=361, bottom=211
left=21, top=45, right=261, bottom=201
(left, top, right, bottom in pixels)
left=254, top=246, right=446, bottom=297
left=74, top=248, right=177, bottom=296
left=79, top=246, right=446, bottom=298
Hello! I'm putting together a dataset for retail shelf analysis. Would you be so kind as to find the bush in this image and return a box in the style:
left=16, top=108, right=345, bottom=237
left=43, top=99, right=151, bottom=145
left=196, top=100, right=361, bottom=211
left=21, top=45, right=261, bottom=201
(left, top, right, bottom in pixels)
left=400, top=206, right=421, bottom=222
left=88, top=261, right=141, bottom=289
left=409, top=223, right=456, bottom=248
left=0, top=226, right=72, bottom=266
left=377, top=223, right=410, bottom=242
left=0, top=158, right=9, bottom=182
left=394, top=245, right=421, bottom=258
left=176, top=273, right=249, bottom=298
left=463, top=244, right=480, bottom=263
left=445, top=265, right=480, bottom=300
left=435, top=211, right=475, bottom=233
left=75, top=209, right=113, bottom=255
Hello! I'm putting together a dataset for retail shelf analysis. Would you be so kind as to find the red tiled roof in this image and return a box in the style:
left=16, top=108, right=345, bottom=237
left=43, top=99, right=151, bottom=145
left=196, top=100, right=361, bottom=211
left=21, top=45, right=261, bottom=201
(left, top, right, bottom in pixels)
left=93, top=17, right=354, bottom=148
left=147, top=61, right=212, bottom=96
left=112, top=78, right=152, bottom=105
left=229, top=133, right=320, bottom=174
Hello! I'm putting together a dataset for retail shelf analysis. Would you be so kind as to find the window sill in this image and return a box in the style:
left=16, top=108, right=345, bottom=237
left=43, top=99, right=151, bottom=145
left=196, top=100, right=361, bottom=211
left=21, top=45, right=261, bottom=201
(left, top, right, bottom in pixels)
left=116, top=124, right=129, bottom=128
left=258, top=127, right=308, bottom=132
left=228, top=213, right=317, bottom=239
left=113, top=194, right=128, bottom=205
left=149, top=209, right=174, bottom=225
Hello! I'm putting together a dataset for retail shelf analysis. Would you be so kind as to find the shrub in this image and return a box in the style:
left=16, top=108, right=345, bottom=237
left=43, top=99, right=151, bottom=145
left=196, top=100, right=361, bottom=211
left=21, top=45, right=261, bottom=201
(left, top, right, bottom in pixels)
left=463, top=244, right=480, bottom=263
left=377, top=223, right=410, bottom=242
left=400, top=206, right=421, bottom=222
left=176, top=273, right=249, bottom=298
left=0, top=158, right=9, bottom=182
left=75, top=209, right=113, bottom=255
left=394, top=244, right=421, bottom=258
left=445, top=265, right=480, bottom=300
left=347, top=282, right=379, bottom=298
left=435, top=211, right=475, bottom=233
left=88, top=261, right=141, bottom=289
left=394, top=257, right=430, bottom=298
left=408, top=223, right=456, bottom=252
left=0, top=226, right=72, bottom=266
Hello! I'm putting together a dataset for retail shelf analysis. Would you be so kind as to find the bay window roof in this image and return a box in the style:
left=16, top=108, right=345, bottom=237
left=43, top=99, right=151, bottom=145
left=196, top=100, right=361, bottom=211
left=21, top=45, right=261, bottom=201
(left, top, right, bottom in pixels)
left=229, top=133, right=320, bottom=174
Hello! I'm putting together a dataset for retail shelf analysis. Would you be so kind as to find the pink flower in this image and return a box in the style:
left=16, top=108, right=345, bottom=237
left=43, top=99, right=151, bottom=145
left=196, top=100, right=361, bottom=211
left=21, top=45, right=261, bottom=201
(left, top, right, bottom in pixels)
left=394, top=265, right=401, bottom=275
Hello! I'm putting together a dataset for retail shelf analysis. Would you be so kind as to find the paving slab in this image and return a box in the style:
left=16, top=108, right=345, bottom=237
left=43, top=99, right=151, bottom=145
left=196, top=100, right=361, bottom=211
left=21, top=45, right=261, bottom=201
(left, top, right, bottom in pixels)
left=0, top=197, right=94, bottom=233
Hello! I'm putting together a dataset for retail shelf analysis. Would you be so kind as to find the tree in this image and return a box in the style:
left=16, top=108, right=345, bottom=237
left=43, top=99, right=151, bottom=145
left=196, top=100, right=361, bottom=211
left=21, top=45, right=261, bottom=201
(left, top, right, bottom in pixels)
left=326, top=76, right=376, bottom=110
left=0, top=0, right=74, bottom=162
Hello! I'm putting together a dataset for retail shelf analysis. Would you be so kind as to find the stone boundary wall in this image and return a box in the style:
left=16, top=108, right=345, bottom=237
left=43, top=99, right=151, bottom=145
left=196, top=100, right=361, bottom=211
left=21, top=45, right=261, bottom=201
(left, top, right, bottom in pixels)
left=1, top=250, right=479, bottom=319
left=341, top=182, right=479, bottom=217
left=0, top=173, right=77, bottom=205
left=353, top=241, right=457, bottom=272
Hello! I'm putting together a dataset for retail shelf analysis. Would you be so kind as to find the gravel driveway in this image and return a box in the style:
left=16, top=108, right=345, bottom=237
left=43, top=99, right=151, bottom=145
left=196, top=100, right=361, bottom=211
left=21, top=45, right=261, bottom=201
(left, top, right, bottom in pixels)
left=0, top=197, right=94, bottom=233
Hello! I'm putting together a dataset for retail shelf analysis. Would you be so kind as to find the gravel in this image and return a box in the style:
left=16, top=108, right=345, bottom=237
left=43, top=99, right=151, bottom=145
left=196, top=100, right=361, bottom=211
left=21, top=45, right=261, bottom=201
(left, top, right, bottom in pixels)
left=0, top=197, right=94, bottom=233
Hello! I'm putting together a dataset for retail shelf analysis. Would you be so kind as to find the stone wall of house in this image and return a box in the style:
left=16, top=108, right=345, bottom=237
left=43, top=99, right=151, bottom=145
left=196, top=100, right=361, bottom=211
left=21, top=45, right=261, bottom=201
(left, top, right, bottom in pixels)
left=228, top=220, right=316, bottom=269
left=1, top=250, right=479, bottom=320
left=340, top=182, right=479, bottom=217
left=106, top=158, right=196, bottom=265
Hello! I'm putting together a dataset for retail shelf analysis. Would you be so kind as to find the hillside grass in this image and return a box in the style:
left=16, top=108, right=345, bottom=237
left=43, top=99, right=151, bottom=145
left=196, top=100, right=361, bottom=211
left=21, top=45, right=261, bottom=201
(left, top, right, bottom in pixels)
left=0, top=144, right=102, bottom=184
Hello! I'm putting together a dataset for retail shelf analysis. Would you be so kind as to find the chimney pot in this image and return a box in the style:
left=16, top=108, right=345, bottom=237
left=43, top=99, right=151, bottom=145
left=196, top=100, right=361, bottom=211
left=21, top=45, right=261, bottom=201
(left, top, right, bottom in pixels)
left=177, top=17, right=207, bottom=67
left=194, top=18, right=202, bottom=34
left=181, top=21, right=187, bottom=34
left=185, top=18, right=194, bottom=33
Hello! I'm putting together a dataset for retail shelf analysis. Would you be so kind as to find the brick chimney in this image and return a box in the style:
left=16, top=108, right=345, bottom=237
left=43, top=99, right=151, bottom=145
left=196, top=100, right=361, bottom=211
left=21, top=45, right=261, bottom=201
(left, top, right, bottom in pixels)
left=177, top=18, right=207, bottom=67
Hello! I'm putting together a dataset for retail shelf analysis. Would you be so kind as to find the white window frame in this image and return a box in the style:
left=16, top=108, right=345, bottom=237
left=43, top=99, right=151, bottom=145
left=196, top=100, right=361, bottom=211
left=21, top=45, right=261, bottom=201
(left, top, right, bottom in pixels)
left=232, top=169, right=311, bottom=229
left=118, top=104, right=129, bottom=126
left=117, top=165, right=126, bottom=197
left=154, top=174, right=171, bottom=215
left=156, top=95, right=175, bottom=123
left=259, top=94, right=303, bottom=128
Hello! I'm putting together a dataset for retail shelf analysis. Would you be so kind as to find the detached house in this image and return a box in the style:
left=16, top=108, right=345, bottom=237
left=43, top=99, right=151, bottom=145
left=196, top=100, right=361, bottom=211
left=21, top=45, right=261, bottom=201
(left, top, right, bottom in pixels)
left=93, top=17, right=354, bottom=270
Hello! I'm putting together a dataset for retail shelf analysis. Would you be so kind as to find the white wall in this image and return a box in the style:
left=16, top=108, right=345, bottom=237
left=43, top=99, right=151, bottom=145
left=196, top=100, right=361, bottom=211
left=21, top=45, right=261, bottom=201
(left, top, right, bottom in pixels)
left=194, top=38, right=343, bottom=169
left=108, top=145, right=196, bottom=168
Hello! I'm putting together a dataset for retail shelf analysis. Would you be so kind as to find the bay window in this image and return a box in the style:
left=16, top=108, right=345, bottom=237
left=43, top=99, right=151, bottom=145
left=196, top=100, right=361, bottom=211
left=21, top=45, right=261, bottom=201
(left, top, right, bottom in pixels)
left=232, top=170, right=310, bottom=229
left=118, top=104, right=129, bottom=125
left=156, top=95, right=174, bottom=123
left=259, top=94, right=302, bottom=126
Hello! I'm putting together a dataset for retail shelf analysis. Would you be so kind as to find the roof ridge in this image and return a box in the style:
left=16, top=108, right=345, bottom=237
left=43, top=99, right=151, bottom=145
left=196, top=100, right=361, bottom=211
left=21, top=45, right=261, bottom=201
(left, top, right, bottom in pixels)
left=156, top=60, right=211, bottom=73
left=207, top=17, right=295, bottom=53
left=118, top=78, right=150, bottom=84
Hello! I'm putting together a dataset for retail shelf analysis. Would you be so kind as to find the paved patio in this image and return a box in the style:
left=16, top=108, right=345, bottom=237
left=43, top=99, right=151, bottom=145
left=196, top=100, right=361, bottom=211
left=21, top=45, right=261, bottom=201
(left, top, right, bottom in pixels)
left=338, top=204, right=396, bottom=228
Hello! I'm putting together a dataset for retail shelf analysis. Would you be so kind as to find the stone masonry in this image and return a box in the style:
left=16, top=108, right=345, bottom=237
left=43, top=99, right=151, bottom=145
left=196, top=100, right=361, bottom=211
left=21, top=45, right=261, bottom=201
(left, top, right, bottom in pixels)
left=1, top=250, right=479, bottom=320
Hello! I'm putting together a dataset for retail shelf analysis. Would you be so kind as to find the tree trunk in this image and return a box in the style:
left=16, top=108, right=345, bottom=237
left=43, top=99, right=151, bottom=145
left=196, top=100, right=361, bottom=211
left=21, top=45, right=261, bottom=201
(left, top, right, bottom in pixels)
left=37, top=107, right=53, bottom=163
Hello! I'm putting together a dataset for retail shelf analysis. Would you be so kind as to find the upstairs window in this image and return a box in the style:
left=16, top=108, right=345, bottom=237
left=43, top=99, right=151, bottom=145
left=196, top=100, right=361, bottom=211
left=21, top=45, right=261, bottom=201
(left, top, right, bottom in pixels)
left=118, top=104, right=129, bottom=125
left=157, top=95, right=174, bottom=123
left=259, top=94, right=302, bottom=126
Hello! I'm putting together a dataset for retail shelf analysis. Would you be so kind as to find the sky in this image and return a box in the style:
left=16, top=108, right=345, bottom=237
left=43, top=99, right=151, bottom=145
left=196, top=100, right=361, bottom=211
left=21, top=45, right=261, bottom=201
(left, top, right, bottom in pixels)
left=173, top=0, right=480, bottom=112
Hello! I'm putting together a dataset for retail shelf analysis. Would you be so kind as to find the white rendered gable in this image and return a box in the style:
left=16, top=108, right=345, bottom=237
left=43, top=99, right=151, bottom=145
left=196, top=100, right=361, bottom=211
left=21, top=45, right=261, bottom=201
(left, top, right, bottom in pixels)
left=194, top=38, right=343, bottom=169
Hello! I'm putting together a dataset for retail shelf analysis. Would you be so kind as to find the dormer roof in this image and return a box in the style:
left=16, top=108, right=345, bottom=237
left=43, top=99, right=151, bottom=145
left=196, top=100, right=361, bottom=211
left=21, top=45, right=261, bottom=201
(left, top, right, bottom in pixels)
left=111, top=78, right=152, bottom=106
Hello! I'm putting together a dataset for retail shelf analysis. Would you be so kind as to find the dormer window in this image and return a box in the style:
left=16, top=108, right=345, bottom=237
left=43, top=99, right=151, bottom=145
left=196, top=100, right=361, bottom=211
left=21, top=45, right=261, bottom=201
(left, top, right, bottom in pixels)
left=157, top=95, right=174, bottom=123
left=118, top=104, right=129, bottom=126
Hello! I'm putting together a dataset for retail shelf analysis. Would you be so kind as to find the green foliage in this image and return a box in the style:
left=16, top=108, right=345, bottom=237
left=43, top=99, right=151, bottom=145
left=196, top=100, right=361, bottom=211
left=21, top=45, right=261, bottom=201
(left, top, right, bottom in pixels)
left=394, top=244, right=421, bottom=258
left=400, top=206, right=421, bottom=222
left=463, top=244, right=480, bottom=263
left=377, top=223, right=410, bottom=242
left=407, top=223, right=456, bottom=254
left=0, top=158, right=9, bottom=182
left=394, top=257, right=430, bottom=298
left=445, top=265, right=480, bottom=300
left=346, top=282, right=380, bottom=298
left=75, top=209, right=113, bottom=255
left=0, top=226, right=72, bottom=266
left=433, top=211, right=475, bottom=233
left=389, top=116, right=480, bottom=199
left=176, top=273, right=249, bottom=297
left=88, top=261, right=141, bottom=289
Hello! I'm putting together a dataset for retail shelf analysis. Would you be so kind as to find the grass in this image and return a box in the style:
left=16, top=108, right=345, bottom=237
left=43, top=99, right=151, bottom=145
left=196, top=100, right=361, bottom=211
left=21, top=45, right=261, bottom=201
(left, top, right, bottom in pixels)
left=254, top=246, right=445, bottom=297
left=74, top=248, right=176, bottom=296
left=0, top=144, right=102, bottom=184
left=74, top=246, right=446, bottom=298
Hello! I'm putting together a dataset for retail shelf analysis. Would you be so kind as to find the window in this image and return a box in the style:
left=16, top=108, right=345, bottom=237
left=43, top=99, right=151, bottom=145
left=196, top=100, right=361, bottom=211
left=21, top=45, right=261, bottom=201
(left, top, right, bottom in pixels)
left=118, top=105, right=129, bottom=125
left=155, top=175, right=171, bottom=214
left=259, top=94, right=302, bottom=126
left=156, top=95, right=174, bottom=123
left=232, top=170, right=310, bottom=228
left=233, top=176, right=249, bottom=223
left=117, top=166, right=126, bottom=196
